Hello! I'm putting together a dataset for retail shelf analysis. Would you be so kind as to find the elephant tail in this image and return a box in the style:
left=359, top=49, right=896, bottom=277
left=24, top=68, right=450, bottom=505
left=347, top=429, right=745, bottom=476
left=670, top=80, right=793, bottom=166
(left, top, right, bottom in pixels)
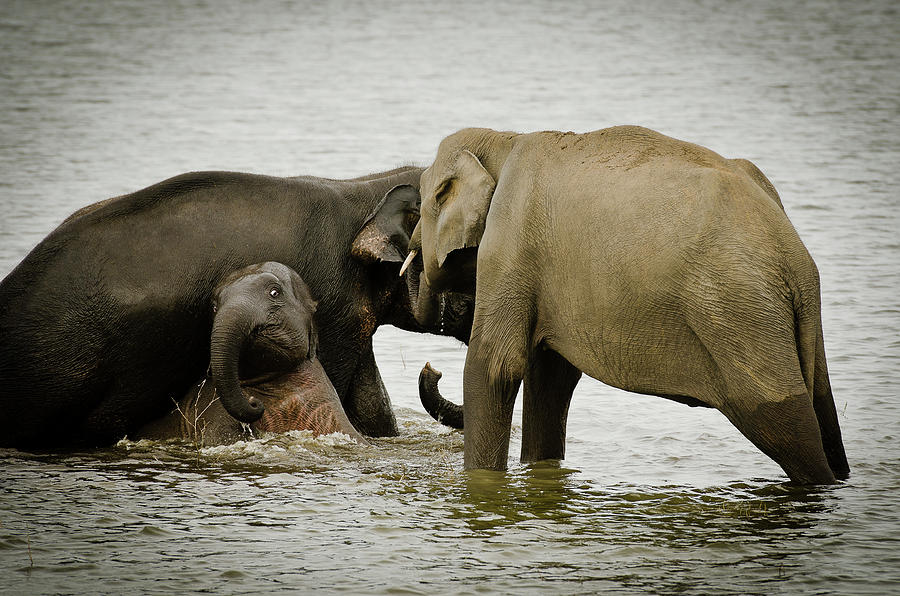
left=795, top=280, right=850, bottom=480
left=418, top=362, right=463, bottom=429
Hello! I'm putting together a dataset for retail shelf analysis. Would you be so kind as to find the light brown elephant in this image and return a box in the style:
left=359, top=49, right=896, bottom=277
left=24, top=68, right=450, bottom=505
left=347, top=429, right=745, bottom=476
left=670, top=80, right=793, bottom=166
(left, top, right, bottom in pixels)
left=403, top=126, right=849, bottom=484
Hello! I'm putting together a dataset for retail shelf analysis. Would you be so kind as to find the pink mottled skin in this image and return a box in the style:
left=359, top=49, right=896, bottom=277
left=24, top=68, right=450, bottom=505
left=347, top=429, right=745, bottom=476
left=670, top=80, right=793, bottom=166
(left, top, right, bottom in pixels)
left=135, top=357, right=366, bottom=445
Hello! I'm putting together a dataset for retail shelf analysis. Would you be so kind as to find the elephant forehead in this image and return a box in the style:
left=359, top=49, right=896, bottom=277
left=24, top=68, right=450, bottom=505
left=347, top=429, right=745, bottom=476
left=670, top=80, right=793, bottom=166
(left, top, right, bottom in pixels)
left=256, top=270, right=284, bottom=283
left=242, top=271, right=282, bottom=289
left=252, top=261, right=291, bottom=280
left=422, top=150, right=460, bottom=186
left=219, top=262, right=280, bottom=285
left=219, top=271, right=282, bottom=299
left=421, top=164, right=440, bottom=189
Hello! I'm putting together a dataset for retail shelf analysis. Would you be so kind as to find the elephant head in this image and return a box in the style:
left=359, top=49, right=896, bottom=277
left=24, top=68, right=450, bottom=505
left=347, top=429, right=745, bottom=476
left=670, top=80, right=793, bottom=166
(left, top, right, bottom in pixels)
left=351, top=182, right=475, bottom=345
left=209, top=261, right=317, bottom=424
left=401, top=129, right=516, bottom=328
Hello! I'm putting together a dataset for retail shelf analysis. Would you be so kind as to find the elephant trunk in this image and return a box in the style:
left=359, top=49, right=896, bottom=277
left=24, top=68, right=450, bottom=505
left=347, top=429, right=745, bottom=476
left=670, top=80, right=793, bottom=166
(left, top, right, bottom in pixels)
left=413, top=270, right=443, bottom=328
left=209, top=302, right=265, bottom=423
left=418, top=362, right=463, bottom=429
left=404, top=224, right=441, bottom=328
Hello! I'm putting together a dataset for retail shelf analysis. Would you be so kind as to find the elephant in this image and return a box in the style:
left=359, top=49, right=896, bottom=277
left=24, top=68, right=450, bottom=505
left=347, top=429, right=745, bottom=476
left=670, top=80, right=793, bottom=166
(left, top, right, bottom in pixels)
left=0, top=165, right=472, bottom=448
left=404, top=125, right=850, bottom=485
left=135, top=262, right=365, bottom=445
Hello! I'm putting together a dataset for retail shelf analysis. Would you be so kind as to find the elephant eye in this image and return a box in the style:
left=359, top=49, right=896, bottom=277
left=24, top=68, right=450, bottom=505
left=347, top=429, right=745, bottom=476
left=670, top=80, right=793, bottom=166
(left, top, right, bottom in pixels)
left=434, top=179, right=452, bottom=205
left=269, top=286, right=281, bottom=299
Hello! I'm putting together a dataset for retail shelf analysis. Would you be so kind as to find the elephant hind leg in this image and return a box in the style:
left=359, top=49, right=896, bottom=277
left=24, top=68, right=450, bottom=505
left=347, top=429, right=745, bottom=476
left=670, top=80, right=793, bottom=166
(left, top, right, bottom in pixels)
left=686, top=292, right=838, bottom=484
left=520, top=346, right=581, bottom=463
left=811, top=332, right=849, bottom=479
left=722, top=390, right=836, bottom=485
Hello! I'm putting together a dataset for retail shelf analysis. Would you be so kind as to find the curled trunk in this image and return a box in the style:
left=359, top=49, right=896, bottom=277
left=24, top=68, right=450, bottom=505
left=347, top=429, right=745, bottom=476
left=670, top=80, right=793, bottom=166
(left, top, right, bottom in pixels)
left=209, top=302, right=265, bottom=423
left=418, top=362, right=463, bottom=429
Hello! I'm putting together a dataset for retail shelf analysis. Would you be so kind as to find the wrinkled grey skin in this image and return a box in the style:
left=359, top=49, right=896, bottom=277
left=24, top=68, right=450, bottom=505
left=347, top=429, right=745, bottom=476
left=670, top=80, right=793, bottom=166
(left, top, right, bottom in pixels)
left=0, top=166, right=474, bottom=448
left=135, top=262, right=365, bottom=445
left=408, top=126, right=849, bottom=485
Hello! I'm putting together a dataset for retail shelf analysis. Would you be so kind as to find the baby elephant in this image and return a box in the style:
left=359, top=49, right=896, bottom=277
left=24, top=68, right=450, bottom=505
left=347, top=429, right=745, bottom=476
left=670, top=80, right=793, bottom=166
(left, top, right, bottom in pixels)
left=136, top=262, right=366, bottom=445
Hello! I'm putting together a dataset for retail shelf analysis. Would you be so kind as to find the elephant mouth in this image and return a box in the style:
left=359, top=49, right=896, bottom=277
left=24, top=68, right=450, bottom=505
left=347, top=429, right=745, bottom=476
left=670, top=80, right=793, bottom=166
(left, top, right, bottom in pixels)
left=239, top=331, right=305, bottom=382
left=436, top=247, right=479, bottom=294
left=398, top=247, right=475, bottom=343
left=405, top=246, right=478, bottom=296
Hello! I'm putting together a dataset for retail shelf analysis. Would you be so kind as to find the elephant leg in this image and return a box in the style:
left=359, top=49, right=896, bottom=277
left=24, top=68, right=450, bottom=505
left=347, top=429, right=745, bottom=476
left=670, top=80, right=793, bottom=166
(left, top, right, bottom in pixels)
left=520, top=347, right=581, bottom=463
left=811, top=332, right=850, bottom=479
left=77, top=386, right=145, bottom=446
left=344, top=343, right=399, bottom=437
left=462, top=335, right=524, bottom=470
left=721, top=386, right=836, bottom=484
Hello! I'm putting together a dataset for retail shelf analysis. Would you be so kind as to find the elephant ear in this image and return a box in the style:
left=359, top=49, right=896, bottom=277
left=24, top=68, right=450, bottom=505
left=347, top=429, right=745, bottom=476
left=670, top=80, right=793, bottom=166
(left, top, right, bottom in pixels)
left=284, top=265, right=319, bottom=359
left=351, top=184, right=420, bottom=264
left=434, top=150, right=495, bottom=267
left=284, top=265, right=317, bottom=311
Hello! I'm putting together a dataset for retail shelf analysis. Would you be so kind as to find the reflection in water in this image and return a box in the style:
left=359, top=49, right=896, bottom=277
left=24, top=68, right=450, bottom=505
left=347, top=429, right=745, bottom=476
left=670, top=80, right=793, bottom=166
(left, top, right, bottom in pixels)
left=456, top=465, right=587, bottom=530
left=445, top=466, right=841, bottom=595
left=1, top=0, right=898, bottom=593
left=452, top=462, right=836, bottom=543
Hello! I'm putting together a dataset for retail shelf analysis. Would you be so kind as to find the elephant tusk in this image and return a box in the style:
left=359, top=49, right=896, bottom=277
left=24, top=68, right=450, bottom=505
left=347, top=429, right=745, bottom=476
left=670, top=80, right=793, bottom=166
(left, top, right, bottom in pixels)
left=399, top=250, right=417, bottom=277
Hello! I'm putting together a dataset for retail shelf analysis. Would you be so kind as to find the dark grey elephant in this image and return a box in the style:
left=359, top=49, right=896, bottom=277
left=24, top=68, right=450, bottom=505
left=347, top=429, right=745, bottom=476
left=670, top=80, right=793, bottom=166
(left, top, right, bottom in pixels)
left=135, top=262, right=365, bottom=445
left=0, top=166, right=472, bottom=448
left=405, top=126, right=849, bottom=485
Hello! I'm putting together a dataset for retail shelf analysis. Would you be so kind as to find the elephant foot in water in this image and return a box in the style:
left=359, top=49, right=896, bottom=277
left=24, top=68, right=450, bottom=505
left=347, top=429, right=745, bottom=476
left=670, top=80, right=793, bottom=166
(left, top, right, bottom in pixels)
left=135, top=357, right=367, bottom=446
left=418, top=362, right=463, bottom=429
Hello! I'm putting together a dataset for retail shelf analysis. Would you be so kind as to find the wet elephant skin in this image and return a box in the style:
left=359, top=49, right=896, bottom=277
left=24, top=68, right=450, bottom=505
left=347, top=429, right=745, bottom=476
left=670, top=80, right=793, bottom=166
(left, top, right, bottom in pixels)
left=0, top=167, right=473, bottom=448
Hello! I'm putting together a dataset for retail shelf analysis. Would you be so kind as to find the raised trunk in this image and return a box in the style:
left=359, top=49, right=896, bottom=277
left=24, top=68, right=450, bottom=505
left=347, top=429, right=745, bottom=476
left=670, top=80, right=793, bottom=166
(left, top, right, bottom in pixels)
left=418, top=362, right=463, bottom=429
left=209, top=303, right=265, bottom=423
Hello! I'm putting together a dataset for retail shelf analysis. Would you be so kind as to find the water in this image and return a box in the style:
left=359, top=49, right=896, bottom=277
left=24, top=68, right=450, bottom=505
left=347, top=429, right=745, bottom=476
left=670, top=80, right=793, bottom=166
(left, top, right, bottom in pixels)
left=1, top=0, right=898, bottom=593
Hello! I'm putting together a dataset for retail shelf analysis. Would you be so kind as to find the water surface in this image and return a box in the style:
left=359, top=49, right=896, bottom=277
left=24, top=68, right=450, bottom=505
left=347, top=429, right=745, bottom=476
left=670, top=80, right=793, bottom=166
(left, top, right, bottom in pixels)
left=1, top=1, right=898, bottom=594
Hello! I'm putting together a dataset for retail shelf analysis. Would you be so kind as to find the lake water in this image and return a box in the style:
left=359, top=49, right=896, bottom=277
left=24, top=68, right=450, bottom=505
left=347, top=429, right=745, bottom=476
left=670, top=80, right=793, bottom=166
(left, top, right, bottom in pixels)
left=1, top=0, right=898, bottom=594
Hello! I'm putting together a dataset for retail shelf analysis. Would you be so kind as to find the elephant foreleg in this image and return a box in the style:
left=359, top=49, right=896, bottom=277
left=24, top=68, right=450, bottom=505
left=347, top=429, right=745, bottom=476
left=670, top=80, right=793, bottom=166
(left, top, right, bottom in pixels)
left=520, top=347, right=581, bottom=463
left=344, top=343, right=399, bottom=437
left=462, top=336, right=523, bottom=470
